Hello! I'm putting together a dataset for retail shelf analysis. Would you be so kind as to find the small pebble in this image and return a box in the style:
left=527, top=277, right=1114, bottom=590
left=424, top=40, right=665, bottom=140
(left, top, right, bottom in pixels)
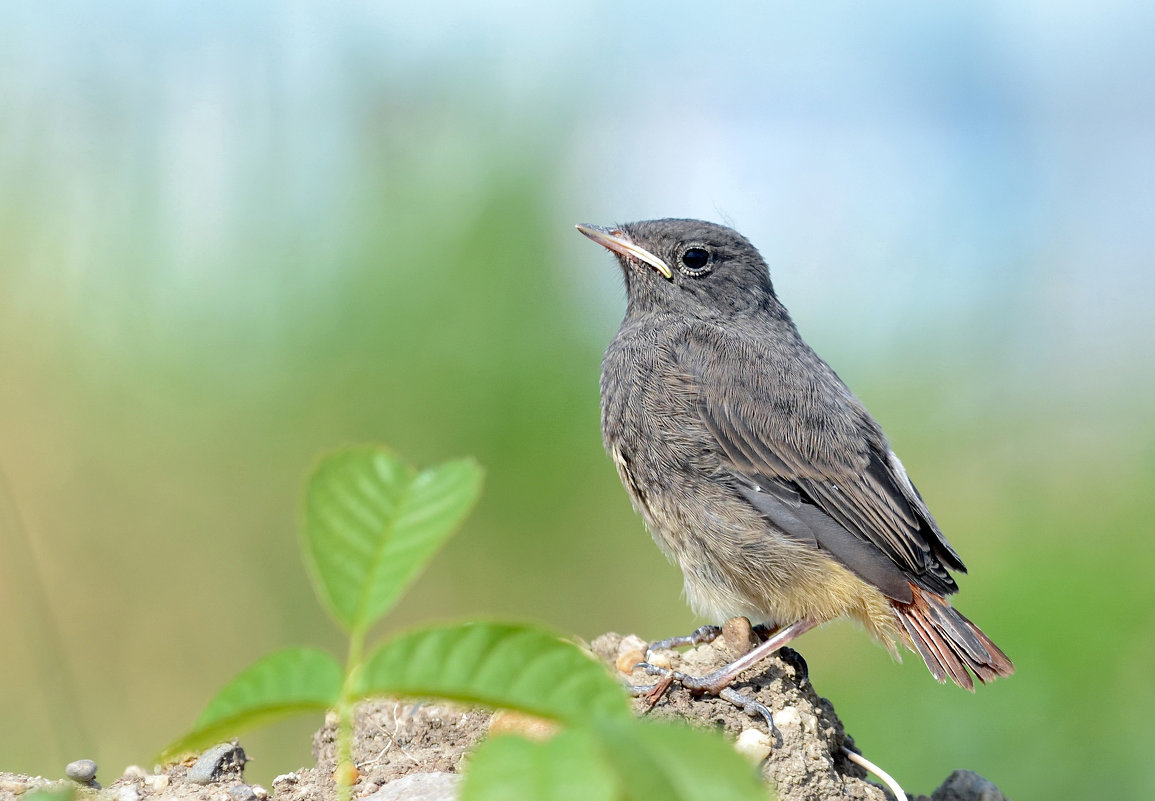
left=116, top=785, right=142, bottom=801
left=121, top=766, right=148, bottom=781
left=251, top=785, right=268, bottom=800
left=645, top=651, right=672, bottom=669
left=363, top=773, right=461, bottom=801
left=272, top=773, right=299, bottom=786
left=227, top=784, right=258, bottom=801
left=721, top=616, right=758, bottom=656
left=774, top=706, right=802, bottom=731
left=187, top=743, right=248, bottom=785
left=734, top=728, right=773, bottom=763
left=65, top=759, right=98, bottom=785
left=615, top=648, right=646, bottom=674
left=144, top=774, right=170, bottom=791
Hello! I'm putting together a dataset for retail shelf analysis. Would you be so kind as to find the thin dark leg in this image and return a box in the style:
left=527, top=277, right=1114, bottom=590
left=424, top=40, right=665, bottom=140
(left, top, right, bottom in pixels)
left=680, top=618, right=819, bottom=693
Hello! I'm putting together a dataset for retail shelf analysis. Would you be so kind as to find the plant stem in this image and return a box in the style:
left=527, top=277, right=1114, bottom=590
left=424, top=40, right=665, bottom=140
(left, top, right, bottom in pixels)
left=335, top=629, right=366, bottom=801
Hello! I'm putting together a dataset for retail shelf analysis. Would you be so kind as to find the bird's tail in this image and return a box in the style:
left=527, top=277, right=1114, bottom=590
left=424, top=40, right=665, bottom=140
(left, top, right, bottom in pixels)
left=894, top=584, right=1014, bottom=691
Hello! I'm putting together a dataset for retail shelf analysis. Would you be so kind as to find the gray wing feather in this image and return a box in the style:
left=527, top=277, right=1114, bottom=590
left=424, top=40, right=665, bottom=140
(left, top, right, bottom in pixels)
left=676, top=326, right=965, bottom=601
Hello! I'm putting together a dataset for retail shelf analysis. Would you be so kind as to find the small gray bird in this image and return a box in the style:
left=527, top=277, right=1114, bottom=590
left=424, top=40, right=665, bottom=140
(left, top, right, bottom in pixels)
left=577, top=218, right=1013, bottom=691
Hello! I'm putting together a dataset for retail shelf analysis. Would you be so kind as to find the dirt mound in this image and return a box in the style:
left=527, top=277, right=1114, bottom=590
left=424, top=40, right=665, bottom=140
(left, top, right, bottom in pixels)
left=0, top=632, right=1008, bottom=801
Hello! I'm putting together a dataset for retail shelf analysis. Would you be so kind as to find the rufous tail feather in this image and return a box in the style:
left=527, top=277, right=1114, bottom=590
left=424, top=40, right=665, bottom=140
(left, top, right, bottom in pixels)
left=894, top=584, right=1014, bottom=691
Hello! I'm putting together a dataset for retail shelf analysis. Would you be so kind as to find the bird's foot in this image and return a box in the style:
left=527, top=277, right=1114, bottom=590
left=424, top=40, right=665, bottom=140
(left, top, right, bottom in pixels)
left=644, top=617, right=777, bottom=661
left=625, top=618, right=820, bottom=735
left=635, top=660, right=735, bottom=695
left=645, top=624, right=722, bottom=654
left=628, top=662, right=779, bottom=739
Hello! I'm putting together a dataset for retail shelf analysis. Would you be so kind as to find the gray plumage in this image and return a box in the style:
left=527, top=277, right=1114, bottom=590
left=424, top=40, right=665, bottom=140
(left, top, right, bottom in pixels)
left=580, top=218, right=1012, bottom=690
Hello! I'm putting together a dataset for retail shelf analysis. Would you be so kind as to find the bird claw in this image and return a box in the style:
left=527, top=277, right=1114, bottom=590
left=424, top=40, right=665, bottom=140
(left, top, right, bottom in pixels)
left=646, top=624, right=722, bottom=654
left=776, top=646, right=810, bottom=684
left=719, top=686, right=780, bottom=743
left=629, top=662, right=691, bottom=710
left=626, top=661, right=779, bottom=737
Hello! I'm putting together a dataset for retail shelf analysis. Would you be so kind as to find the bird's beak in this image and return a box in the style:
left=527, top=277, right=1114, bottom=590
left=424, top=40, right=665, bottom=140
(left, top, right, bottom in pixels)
left=575, top=224, right=673, bottom=279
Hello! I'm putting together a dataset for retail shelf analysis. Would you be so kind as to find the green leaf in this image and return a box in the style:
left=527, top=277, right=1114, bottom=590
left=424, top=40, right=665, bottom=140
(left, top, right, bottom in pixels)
left=359, top=622, right=631, bottom=725
left=593, top=718, right=768, bottom=801
left=461, top=719, right=769, bottom=801
left=22, top=788, right=74, bottom=801
left=301, top=446, right=483, bottom=633
left=460, top=729, right=622, bottom=801
left=160, top=647, right=342, bottom=761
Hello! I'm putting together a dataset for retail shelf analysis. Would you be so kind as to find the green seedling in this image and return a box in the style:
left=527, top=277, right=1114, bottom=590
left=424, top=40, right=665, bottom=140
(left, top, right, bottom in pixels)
left=162, top=445, right=767, bottom=801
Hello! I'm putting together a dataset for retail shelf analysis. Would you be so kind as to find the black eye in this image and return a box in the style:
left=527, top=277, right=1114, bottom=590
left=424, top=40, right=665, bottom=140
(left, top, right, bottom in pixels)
left=679, top=247, right=712, bottom=276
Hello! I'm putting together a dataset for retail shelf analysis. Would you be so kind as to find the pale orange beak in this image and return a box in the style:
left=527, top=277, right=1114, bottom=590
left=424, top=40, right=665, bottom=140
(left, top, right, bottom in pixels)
left=575, top=223, right=673, bottom=279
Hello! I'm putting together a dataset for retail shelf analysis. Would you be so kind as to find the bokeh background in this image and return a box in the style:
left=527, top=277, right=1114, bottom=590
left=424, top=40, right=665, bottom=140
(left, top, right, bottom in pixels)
left=2, top=1, right=1153, bottom=797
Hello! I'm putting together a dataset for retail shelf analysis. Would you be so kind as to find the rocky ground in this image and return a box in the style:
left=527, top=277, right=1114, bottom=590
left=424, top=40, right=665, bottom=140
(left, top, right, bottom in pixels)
left=0, top=630, right=1009, bottom=801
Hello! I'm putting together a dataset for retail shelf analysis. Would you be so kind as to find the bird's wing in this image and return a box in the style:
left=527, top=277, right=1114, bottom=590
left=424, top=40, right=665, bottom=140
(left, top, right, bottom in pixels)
left=674, top=327, right=965, bottom=602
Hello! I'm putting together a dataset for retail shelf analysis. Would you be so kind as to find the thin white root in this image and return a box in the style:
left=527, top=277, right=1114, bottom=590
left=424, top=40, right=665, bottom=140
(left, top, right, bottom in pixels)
left=842, top=747, right=907, bottom=801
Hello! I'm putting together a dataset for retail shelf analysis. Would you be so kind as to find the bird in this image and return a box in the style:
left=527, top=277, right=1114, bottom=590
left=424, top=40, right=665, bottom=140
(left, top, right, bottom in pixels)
left=576, top=218, right=1013, bottom=692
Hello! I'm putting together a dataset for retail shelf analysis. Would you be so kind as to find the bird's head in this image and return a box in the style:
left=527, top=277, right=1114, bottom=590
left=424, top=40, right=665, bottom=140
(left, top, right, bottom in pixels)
left=576, top=218, right=781, bottom=320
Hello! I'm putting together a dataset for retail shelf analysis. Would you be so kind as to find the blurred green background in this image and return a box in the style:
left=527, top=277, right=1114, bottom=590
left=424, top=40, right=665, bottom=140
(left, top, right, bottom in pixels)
left=2, top=2, right=1153, bottom=797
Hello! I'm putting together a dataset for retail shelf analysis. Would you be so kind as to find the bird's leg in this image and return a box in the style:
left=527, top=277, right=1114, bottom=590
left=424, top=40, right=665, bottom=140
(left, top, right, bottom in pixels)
left=645, top=624, right=722, bottom=654
left=677, top=617, right=820, bottom=693
left=630, top=618, right=820, bottom=731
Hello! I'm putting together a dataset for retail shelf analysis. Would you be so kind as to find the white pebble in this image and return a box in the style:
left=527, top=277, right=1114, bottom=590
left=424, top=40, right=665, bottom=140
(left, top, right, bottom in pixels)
left=774, top=706, right=802, bottom=730
left=734, top=728, right=773, bottom=763
left=65, top=760, right=98, bottom=784
left=646, top=651, right=672, bottom=669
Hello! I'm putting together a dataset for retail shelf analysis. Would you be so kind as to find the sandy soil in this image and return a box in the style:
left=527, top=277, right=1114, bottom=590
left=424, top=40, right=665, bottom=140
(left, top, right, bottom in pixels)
left=0, top=631, right=1008, bottom=801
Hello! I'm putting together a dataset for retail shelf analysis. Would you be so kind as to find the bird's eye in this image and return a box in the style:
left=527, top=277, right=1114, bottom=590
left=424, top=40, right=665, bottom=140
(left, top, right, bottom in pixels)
left=679, top=247, right=712, bottom=276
